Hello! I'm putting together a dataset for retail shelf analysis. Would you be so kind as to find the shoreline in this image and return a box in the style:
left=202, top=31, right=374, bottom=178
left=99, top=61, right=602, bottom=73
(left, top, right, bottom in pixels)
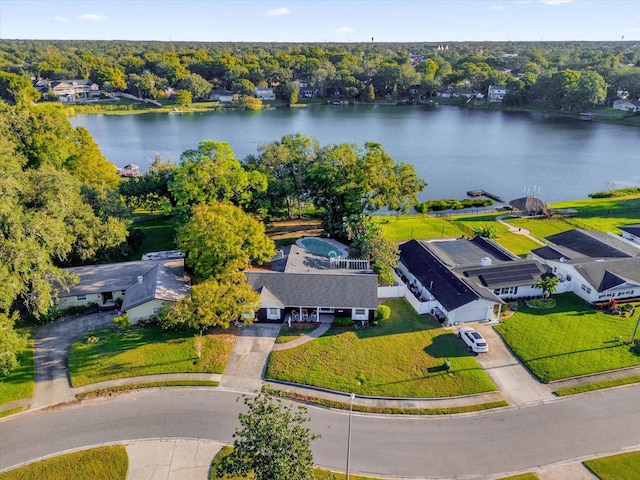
left=60, top=99, right=640, bottom=127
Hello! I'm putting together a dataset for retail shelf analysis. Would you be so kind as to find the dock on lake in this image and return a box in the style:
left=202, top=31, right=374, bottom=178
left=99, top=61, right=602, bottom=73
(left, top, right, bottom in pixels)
left=467, top=189, right=506, bottom=203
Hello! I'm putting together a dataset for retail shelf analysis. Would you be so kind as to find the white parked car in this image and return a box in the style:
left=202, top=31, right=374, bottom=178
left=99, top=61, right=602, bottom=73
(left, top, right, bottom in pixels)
left=458, top=327, right=489, bottom=354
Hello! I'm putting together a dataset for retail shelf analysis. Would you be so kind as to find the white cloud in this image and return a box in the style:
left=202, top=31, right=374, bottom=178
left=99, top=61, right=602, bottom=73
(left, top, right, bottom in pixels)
left=334, top=26, right=354, bottom=33
left=538, top=0, right=574, bottom=5
left=490, top=5, right=503, bottom=10
left=77, top=14, right=107, bottom=22
left=54, top=16, right=69, bottom=22
left=266, top=7, right=291, bottom=16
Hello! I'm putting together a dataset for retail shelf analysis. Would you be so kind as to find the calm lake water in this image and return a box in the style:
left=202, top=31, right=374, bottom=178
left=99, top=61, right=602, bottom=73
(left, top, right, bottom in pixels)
left=70, top=104, right=640, bottom=203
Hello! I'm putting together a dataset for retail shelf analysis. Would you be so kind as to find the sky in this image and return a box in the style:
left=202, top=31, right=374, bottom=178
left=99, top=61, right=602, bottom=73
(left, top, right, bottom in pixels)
left=0, top=0, right=639, bottom=43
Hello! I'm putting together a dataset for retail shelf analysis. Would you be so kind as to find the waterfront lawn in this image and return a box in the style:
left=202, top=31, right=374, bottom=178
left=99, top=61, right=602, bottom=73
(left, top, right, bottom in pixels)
left=376, top=214, right=464, bottom=242
left=495, top=294, right=640, bottom=383
left=550, top=194, right=640, bottom=215
left=454, top=214, right=542, bottom=256
left=0, top=446, right=128, bottom=480
left=0, top=336, right=35, bottom=407
left=68, top=326, right=234, bottom=386
left=504, top=217, right=573, bottom=241
left=266, top=299, right=497, bottom=397
left=583, top=451, right=640, bottom=480
left=126, top=210, right=176, bottom=260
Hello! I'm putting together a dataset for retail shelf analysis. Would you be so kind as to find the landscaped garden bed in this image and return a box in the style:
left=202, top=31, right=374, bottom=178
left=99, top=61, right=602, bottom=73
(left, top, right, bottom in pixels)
left=496, top=294, right=640, bottom=383
left=266, top=299, right=497, bottom=397
left=68, top=326, right=235, bottom=386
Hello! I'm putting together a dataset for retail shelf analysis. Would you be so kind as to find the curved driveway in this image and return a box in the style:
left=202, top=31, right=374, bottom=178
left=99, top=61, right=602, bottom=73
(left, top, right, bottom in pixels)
left=2, top=386, right=639, bottom=479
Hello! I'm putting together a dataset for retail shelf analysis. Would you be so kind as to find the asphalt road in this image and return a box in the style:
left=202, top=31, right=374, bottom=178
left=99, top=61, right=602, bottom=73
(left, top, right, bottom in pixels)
left=2, top=385, right=639, bottom=479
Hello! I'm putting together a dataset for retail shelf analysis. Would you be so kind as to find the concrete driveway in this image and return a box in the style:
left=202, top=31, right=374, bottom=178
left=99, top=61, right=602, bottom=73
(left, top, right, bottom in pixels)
left=467, top=322, right=555, bottom=406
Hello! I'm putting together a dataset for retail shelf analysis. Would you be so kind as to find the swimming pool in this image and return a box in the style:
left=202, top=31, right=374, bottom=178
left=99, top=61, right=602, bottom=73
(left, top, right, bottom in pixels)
left=298, top=237, right=348, bottom=258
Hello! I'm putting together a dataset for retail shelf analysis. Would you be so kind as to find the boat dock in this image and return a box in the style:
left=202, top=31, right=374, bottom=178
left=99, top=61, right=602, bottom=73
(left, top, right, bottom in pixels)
left=467, top=189, right=506, bottom=203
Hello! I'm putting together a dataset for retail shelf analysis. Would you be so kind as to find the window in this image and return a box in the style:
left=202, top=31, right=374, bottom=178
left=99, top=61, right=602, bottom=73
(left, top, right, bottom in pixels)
left=76, top=295, right=87, bottom=301
left=496, top=286, right=518, bottom=296
left=354, top=309, right=366, bottom=315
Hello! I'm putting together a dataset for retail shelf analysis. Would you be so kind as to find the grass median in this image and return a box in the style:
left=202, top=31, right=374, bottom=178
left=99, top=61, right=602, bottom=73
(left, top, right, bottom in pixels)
left=68, top=326, right=234, bottom=386
left=0, top=446, right=128, bottom=480
left=496, top=294, right=640, bottom=383
left=266, top=299, right=497, bottom=398
left=584, top=450, right=640, bottom=480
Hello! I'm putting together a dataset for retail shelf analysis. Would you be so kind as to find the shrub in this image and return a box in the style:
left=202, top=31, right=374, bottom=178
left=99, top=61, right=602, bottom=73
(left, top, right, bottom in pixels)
left=376, top=305, right=391, bottom=322
left=634, top=340, right=640, bottom=355
left=113, top=313, right=130, bottom=330
left=332, top=317, right=351, bottom=327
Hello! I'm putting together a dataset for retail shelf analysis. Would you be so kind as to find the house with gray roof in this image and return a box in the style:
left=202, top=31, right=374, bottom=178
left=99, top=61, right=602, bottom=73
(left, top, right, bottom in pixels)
left=398, top=237, right=546, bottom=325
left=244, top=244, right=378, bottom=323
left=530, top=229, right=640, bottom=304
left=57, top=259, right=190, bottom=323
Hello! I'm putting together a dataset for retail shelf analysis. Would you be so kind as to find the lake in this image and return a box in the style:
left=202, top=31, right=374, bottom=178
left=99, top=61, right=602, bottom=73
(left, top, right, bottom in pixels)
left=70, top=104, right=640, bottom=203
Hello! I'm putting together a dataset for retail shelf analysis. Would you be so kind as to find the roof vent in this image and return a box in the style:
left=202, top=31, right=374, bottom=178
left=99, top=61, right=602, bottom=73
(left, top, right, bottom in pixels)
left=137, top=275, right=143, bottom=284
left=480, top=257, right=492, bottom=267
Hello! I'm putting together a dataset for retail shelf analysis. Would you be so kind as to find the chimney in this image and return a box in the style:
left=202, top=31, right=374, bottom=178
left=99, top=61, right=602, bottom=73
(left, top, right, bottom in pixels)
left=137, top=275, right=143, bottom=284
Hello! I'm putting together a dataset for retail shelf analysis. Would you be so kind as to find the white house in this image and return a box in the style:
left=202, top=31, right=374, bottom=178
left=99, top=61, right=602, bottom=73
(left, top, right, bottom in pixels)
left=530, top=229, right=640, bottom=304
left=397, top=237, right=547, bottom=325
left=487, top=85, right=507, bottom=102
left=209, top=89, right=235, bottom=102
left=255, top=87, right=276, bottom=101
left=245, top=244, right=378, bottom=323
left=620, top=224, right=640, bottom=245
left=57, top=258, right=190, bottom=323
left=612, top=98, right=640, bottom=112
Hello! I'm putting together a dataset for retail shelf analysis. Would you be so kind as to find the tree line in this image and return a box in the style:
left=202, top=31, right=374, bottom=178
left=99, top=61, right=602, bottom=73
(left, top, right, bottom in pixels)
left=1, top=40, right=639, bottom=111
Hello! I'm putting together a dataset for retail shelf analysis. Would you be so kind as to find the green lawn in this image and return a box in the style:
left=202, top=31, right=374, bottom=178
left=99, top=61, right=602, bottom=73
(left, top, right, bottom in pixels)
left=504, top=217, right=574, bottom=241
left=584, top=451, right=640, bottom=480
left=375, top=214, right=464, bottom=242
left=454, top=214, right=542, bottom=256
left=0, top=337, right=35, bottom=407
left=496, top=474, right=540, bottom=480
left=496, top=294, right=640, bottom=382
left=275, top=325, right=319, bottom=344
left=266, top=299, right=497, bottom=397
left=126, top=210, right=176, bottom=260
left=68, top=326, right=234, bottom=386
left=0, top=446, right=128, bottom=480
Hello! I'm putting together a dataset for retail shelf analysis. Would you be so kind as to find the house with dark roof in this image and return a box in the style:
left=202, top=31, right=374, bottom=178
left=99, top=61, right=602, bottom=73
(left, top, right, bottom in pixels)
left=530, top=229, right=640, bottom=304
left=620, top=224, right=640, bottom=245
left=245, top=244, right=378, bottom=323
left=398, top=237, right=546, bottom=325
left=57, top=258, right=190, bottom=323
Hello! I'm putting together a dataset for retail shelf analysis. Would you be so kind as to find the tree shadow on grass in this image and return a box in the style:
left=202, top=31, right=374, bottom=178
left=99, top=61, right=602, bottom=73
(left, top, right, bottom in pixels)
left=423, top=332, right=473, bottom=359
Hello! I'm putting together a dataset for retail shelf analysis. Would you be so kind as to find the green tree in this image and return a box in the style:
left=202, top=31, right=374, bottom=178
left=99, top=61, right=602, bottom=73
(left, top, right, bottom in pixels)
left=308, top=141, right=426, bottom=237
left=0, top=71, right=40, bottom=105
left=66, top=126, right=121, bottom=189
left=345, top=214, right=398, bottom=286
left=220, top=389, right=318, bottom=480
left=174, top=89, right=192, bottom=106
left=536, top=276, right=560, bottom=299
left=473, top=224, right=497, bottom=239
left=241, top=95, right=263, bottom=110
left=574, top=70, right=607, bottom=110
left=176, top=72, right=211, bottom=99
left=177, top=203, right=274, bottom=283
left=169, top=141, right=267, bottom=219
left=0, top=312, right=28, bottom=376
left=248, top=133, right=319, bottom=218
left=160, top=276, right=260, bottom=332
left=289, top=87, right=299, bottom=105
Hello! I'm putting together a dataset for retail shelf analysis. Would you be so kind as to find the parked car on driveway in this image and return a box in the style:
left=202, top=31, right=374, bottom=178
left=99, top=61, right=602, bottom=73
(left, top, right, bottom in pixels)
left=458, top=327, right=489, bottom=354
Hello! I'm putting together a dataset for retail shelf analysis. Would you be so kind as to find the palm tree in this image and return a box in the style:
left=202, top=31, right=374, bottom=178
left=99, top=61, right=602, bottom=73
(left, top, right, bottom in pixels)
left=536, top=275, right=560, bottom=299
